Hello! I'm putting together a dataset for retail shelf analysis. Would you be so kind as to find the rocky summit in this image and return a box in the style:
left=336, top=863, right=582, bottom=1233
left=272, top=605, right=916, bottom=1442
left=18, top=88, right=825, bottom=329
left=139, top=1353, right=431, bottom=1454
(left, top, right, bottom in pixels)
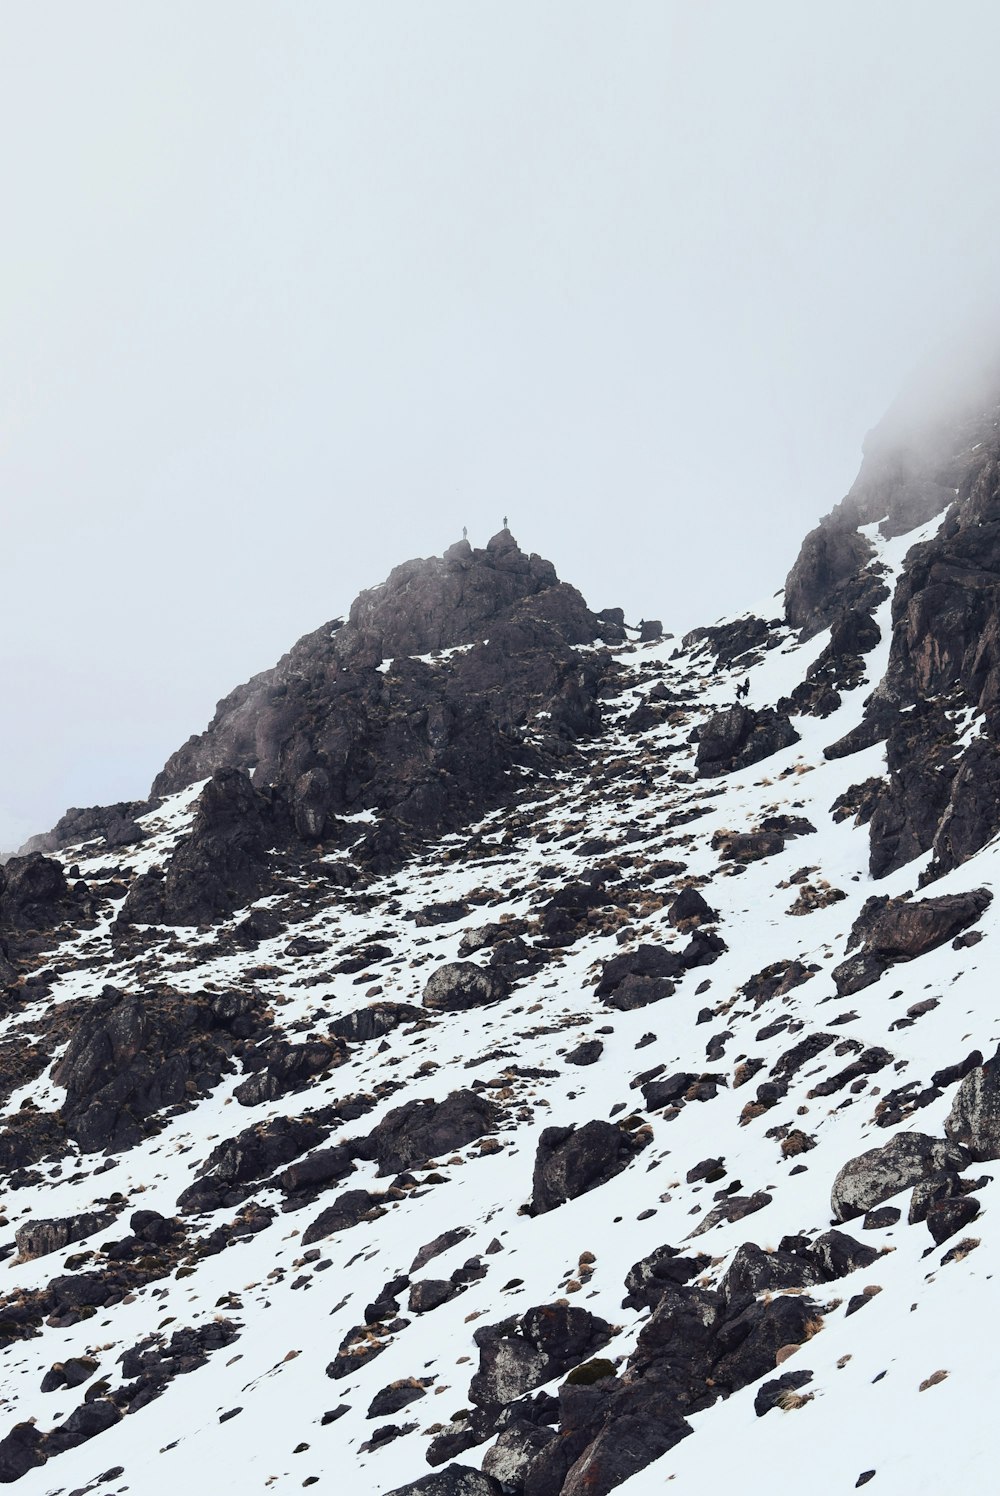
left=4, top=371, right=1000, bottom=1496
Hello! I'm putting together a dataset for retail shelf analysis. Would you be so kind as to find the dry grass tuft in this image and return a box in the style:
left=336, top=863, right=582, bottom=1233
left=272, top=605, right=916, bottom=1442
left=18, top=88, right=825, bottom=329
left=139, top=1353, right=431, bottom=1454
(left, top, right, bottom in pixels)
left=776, top=1390, right=814, bottom=1411
left=919, top=1369, right=949, bottom=1392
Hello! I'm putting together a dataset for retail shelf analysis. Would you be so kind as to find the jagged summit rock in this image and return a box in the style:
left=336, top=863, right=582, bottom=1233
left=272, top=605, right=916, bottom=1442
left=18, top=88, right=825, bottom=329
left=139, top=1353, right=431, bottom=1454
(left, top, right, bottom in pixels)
left=153, top=529, right=620, bottom=796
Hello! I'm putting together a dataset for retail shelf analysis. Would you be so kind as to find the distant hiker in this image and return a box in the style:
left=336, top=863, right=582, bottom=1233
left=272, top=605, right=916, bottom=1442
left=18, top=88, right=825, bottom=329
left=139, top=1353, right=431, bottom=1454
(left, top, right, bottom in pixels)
left=462, top=525, right=468, bottom=540
left=503, top=514, right=508, bottom=528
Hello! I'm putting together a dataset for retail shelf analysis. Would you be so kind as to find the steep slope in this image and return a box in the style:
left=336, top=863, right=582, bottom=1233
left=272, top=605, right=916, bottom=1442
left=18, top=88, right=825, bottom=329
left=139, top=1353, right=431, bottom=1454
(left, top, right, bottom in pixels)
left=2, top=385, right=1000, bottom=1496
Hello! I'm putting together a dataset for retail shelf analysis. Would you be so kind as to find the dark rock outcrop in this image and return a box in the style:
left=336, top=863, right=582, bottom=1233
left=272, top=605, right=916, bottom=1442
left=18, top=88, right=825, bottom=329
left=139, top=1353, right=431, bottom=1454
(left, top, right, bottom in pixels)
left=117, top=769, right=280, bottom=928
left=695, top=705, right=799, bottom=778
left=176, top=1114, right=330, bottom=1213
left=329, top=1002, right=421, bottom=1043
left=16, top=1210, right=119, bottom=1262
left=52, top=985, right=267, bottom=1154
left=19, top=800, right=151, bottom=855
left=0, top=854, right=72, bottom=932
left=530, top=1119, right=650, bottom=1214
left=371, top=1090, right=500, bottom=1176
left=302, top=1189, right=389, bottom=1246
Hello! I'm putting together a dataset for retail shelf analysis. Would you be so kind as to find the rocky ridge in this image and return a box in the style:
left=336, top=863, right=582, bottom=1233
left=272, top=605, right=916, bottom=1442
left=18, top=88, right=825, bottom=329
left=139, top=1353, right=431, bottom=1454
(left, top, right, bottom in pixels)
left=1, top=383, right=1000, bottom=1495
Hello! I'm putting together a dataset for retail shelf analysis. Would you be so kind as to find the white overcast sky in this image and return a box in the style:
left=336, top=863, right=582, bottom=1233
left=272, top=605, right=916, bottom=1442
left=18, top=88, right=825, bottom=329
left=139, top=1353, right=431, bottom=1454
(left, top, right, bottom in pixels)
left=3, top=1, right=1000, bottom=849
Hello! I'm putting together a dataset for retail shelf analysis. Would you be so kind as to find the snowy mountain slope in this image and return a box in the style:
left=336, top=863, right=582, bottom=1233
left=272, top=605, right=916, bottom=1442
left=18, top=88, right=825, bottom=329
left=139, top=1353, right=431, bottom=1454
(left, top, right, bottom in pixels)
left=3, top=410, right=1000, bottom=1495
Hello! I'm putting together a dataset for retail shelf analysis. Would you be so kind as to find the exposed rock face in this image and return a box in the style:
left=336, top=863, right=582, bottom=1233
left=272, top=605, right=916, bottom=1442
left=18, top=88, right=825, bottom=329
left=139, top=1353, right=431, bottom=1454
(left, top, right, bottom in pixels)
left=784, top=523, right=887, bottom=640
left=15, top=367, right=1000, bottom=1496
left=530, top=1120, right=650, bottom=1214
left=775, top=363, right=1000, bottom=881
left=422, top=962, right=511, bottom=1013
left=830, top=1132, right=969, bottom=1222
left=695, top=704, right=799, bottom=777
left=682, top=615, right=774, bottom=666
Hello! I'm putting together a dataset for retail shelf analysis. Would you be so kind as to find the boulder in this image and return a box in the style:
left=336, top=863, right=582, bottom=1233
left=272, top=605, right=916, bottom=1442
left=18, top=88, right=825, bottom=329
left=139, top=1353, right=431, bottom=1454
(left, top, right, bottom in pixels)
left=301, top=1189, right=388, bottom=1246
left=668, top=886, right=717, bottom=926
left=233, top=1035, right=348, bottom=1106
left=44, top=1398, right=121, bottom=1455
left=422, top=962, right=511, bottom=1013
left=711, top=1293, right=820, bottom=1393
left=470, top=1304, right=614, bottom=1408
left=408, top=1279, right=459, bottom=1314
left=695, top=705, right=799, bottom=778
left=595, top=944, right=685, bottom=1001
left=0, top=1423, right=46, bottom=1482
left=622, top=1245, right=712, bottom=1311
left=483, top=1421, right=558, bottom=1493
left=833, top=888, right=992, bottom=994
left=410, top=1226, right=472, bottom=1274
left=278, top=1144, right=356, bottom=1199
left=371, top=1090, right=500, bottom=1176
left=329, top=1002, right=421, bottom=1042
left=386, top=1470, right=503, bottom=1496
left=177, top=1114, right=332, bottom=1212
left=565, top=1039, right=603, bottom=1067
left=830, top=1132, right=969, bottom=1221
left=926, top=1195, right=980, bottom=1245
left=754, top=1369, right=814, bottom=1416
left=530, top=1119, right=650, bottom=1214
left=0, top=853, right=71, bottom=932
left=557, top=1379, right=692, bottom=1496
left=945, top=1049, right=1000, bottom=1160
left=15, top=1210, right=118, bottom=1262
left=718, top=1243, right=821, bottom=1303
left=367, top=1379, right=431, bottom=1419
